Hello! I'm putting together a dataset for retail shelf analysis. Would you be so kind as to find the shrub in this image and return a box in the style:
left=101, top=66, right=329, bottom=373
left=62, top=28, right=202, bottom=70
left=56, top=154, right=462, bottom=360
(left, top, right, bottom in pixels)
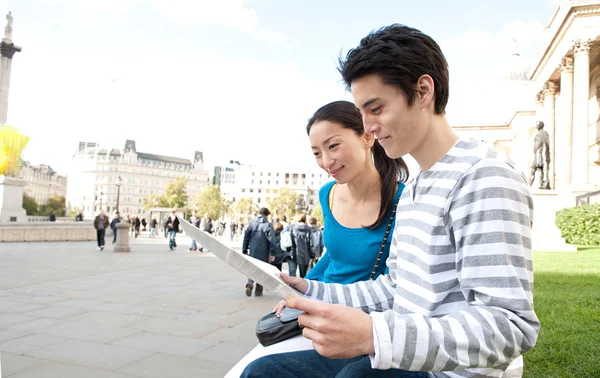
left=555, top=203, right=600, bottom=245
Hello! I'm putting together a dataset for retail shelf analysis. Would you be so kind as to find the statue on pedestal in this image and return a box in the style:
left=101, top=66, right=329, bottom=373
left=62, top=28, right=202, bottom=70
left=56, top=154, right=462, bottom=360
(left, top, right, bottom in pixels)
left=4, top=12, right=13, bottom=42
left=529, top=121, right=551, bottom=189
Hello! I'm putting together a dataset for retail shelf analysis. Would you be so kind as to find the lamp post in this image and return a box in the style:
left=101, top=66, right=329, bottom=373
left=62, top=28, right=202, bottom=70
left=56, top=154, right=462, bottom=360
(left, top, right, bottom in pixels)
left=114, top=176, right=123, bottom=212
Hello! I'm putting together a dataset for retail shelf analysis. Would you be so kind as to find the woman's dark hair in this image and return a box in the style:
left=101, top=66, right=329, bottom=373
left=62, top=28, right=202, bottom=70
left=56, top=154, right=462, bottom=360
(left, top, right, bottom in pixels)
left=306, top=100, right=409, bottom=230
left=338, top=24, right=449, bottom=115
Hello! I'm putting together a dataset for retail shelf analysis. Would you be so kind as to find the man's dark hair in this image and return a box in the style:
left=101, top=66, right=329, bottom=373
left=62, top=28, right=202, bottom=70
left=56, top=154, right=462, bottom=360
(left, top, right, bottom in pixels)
left=259, top=207, right=271, bottom=217
left=339, top=24, right=449, bottom=115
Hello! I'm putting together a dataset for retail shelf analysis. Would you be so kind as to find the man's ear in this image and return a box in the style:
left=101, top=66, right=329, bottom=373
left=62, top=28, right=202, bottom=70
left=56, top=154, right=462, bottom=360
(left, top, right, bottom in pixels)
left=416, top=74, right=435, bottom=110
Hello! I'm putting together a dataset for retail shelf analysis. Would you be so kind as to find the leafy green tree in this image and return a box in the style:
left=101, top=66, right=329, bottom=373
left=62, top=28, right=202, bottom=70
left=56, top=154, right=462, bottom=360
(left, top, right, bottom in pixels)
left=234, top=197, right=257, bottom=219
left=143, top=193, right=162, bottom=211
left=157, top=177, right=188, bottom=208
left=311, top=204, right=324, bottom=226
left=38, top=195, right=66, bottom=216
left=193, top=185, right=229, bottom=220
left=22, top=194, right=38, bottom=215
left=267, top=188, right=300, bottom=220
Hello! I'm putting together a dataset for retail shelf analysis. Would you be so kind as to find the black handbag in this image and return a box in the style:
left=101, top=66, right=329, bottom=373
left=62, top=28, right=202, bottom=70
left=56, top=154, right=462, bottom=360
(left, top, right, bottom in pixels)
left=254, top=197, right=400, bottom=347
left=256, top=307, right=304, bottom=347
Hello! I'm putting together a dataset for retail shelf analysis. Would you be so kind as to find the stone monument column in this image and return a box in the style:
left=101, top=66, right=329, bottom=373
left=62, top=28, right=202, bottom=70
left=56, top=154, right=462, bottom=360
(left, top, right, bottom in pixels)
left=0, top=12, right=21, bottom=124
left=543, top=81, right=558, bottom=189
left=572, top=38, right=593, bottom=188
left=558, top=57, right=574, bottom=187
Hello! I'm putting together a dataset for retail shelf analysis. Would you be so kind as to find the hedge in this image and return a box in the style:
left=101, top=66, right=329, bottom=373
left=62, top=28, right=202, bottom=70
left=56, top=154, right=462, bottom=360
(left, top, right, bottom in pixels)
left=555, top=203, right=600, bottom=245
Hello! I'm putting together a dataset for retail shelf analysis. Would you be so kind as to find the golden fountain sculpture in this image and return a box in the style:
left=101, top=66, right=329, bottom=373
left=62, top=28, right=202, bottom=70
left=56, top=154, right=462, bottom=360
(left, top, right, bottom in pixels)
left=0, top=125, right=29, bottom=176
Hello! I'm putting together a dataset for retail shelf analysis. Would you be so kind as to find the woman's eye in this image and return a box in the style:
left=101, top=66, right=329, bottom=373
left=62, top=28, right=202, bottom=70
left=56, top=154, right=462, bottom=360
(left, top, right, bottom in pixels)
left=371, top=106, right=382, bottom=114
left=313, top=151, right=321, bottom=157
left=329, top=143, right=339, bottom=150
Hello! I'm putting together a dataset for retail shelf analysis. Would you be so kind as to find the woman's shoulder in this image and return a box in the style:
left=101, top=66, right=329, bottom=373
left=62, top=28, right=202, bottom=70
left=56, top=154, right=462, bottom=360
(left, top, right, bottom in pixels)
left=318, top=181, right=336, bottom=198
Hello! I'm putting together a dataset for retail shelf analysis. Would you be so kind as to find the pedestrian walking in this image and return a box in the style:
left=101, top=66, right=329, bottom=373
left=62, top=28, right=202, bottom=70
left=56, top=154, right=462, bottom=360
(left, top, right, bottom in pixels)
left=94, top=210, right=109, bottom=251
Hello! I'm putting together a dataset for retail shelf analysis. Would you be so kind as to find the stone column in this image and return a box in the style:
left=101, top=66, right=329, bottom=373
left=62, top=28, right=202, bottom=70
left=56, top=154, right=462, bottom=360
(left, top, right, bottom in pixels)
left=558, top=57, right=574, bottom=187
left=114, top=222, right=131, bottom=252
left=0, top=39, right=21, bottom=124
left=572, top=39, right=593, bottom=187
left=543, top=81, right=558, bottom=189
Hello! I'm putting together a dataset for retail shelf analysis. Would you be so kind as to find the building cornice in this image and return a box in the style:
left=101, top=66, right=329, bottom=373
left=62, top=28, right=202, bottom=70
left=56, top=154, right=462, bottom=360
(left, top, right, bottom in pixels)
left=529, top=1, right=600, bottom=81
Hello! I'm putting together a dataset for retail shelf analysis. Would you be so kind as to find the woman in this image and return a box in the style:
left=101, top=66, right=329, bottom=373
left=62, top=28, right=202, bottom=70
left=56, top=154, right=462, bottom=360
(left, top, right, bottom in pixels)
left=226, top=100, right=408, bottom=377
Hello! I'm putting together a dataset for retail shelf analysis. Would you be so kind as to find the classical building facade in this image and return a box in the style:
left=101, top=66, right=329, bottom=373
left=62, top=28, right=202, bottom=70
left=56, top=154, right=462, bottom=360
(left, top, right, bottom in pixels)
left=230, top=165, right=332, bottom=214
left=452, top=0, right=600, bottom=251
left=66, top=140, right=209, bottom=218
left=20, top=162, right=67, bottom=205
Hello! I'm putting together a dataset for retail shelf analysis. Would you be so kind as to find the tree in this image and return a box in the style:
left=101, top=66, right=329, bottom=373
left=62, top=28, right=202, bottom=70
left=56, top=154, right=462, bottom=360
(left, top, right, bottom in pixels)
left=162, top=177, right=188, bottom=208
left=234, top=197, right=257, bottom=219
left=267, top=188, right=300, bottom=220
left=22, top=194, right=38, bottom=215
left=143, top=193, right=162, bottom=212
left=193, top=185, right=228, bottom=220
left=311, top=204, right=324, bottom=226
left=38, top=195, right=66, bottom=216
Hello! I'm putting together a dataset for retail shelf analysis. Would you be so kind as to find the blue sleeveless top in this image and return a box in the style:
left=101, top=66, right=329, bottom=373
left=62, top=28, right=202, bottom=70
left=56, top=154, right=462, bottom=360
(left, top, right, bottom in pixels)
left=305, top=181, right=405, bottom=284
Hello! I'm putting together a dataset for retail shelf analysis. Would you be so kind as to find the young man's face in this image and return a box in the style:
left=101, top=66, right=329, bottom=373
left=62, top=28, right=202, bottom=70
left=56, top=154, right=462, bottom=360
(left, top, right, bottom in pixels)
left=351, top=74, right=427, bottom=159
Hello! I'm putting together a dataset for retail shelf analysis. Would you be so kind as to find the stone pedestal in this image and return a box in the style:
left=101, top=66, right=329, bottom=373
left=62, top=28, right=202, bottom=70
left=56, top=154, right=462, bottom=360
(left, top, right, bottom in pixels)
left=532, top=190, right=577, bottom=252
left=114, top=222, right=131, bottom=252
left=0, top=175, right=26, bottom=222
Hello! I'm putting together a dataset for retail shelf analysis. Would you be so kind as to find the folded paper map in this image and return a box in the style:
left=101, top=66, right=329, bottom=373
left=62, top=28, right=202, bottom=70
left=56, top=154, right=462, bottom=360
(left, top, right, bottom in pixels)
left=178, top=217, right=302, bottom=298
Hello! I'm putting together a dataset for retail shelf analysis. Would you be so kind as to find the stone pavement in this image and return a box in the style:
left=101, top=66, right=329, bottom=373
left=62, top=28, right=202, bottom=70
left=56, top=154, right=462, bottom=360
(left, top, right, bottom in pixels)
left=0, top=233, right=281, bottom=378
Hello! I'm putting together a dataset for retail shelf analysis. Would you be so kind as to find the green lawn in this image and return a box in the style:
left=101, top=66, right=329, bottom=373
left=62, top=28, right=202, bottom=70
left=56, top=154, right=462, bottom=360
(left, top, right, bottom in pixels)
left=523, top=247, right=600, bottom=378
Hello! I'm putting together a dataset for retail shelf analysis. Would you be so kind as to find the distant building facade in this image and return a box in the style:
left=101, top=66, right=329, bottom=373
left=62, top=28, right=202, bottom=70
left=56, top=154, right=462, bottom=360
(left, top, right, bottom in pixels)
left=230, top=164, right=331, bottom=214
left=20, top=162, right=67, bottom=205
left=66, top=140, right=209, bottom=218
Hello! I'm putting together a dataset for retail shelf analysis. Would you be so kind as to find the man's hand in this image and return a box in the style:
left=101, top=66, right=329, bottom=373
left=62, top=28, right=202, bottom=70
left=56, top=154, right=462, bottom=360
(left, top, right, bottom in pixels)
left=286, top=296, right=374, bottom=359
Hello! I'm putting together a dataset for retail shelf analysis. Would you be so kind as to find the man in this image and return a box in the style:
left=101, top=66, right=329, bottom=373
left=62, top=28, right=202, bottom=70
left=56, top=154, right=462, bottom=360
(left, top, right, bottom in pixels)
left=110, top=211, right=121, bottom=244
left=242, top=24, right=539, bottom=378
left=242, top=207, right=273, bottom=297
left=189, top=211, right=201, bottom=251
left=93, top=210, right=109, bottom=251
left=166, top=210, right=180, bottom=251
left=149, top=217, right=157, bottom=238
left=198, top=212, right=211, bottom=252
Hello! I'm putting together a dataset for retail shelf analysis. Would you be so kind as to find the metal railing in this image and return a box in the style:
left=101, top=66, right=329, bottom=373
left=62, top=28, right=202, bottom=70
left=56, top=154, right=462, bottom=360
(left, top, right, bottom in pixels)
left=27, top=216, right=92, bottom=223
left=575, top=190, right=600, bottom=206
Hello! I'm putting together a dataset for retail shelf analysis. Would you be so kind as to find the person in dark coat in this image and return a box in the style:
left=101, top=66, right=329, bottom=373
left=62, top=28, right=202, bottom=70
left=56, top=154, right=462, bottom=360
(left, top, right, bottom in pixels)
left=290, top=213, right=314, bottom=278
left=110, top=211, right=121, bottom=244
left=166, top=211, right=180, bottom=251
left=94, top=210, right=110, bottom=251
left=242, top=207, right=272, bottom=297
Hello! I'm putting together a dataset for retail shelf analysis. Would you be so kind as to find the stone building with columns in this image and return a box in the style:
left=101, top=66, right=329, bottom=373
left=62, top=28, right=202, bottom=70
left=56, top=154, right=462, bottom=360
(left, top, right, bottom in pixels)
left=529, top=1, right=600, bottom=192
left=452, top=0, right=600, bottom=251
left=66, top=140, right=209, bottom=219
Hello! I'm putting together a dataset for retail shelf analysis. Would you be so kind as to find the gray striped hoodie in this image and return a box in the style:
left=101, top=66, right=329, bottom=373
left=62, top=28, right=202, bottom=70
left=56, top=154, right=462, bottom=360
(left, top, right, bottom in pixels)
left=306, top=139, right=539, bottom=378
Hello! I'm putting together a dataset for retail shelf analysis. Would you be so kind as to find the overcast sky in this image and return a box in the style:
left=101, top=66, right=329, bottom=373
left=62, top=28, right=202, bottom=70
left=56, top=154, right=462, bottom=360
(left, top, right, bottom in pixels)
left=2, top=0, right=558, bottom=174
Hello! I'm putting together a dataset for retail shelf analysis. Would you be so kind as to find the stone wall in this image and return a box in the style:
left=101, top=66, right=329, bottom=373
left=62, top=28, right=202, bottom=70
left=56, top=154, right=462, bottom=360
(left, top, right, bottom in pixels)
left=0, top=221, right=103, bottom=242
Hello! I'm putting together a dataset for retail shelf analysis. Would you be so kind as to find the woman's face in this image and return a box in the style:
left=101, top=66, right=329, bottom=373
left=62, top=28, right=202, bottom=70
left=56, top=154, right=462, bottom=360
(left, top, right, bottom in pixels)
left=309, top=120, right=372, bottom=184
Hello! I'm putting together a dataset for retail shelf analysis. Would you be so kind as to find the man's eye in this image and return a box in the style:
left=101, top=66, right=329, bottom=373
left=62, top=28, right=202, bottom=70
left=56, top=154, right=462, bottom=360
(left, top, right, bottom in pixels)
left=371, top=106, right=382, bottom=114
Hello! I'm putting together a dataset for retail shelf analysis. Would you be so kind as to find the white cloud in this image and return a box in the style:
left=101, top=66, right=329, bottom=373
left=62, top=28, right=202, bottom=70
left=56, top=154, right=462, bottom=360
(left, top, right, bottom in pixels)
left=10, top=44, right=345, bottom=173
left=440, top=20, right=546, bottom=122
left=46, top=0, right=289, bottom=46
